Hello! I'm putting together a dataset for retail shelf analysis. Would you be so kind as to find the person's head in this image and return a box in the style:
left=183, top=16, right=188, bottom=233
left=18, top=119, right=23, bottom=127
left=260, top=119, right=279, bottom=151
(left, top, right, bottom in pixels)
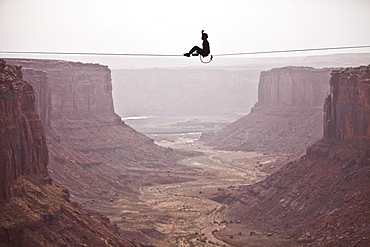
left=202, top=32, right=208, bottom=40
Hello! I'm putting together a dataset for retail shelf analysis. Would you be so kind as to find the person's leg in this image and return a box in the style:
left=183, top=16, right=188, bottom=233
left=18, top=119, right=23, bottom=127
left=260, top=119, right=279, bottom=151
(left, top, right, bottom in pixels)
left=189, top=46, right=202, bottom=54
left=184, top=46, right=204, bottom=57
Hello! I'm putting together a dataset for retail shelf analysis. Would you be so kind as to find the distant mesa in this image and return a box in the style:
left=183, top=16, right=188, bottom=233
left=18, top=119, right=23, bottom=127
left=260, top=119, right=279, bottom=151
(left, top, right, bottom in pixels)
left=201, top=66, right=333, bottom=157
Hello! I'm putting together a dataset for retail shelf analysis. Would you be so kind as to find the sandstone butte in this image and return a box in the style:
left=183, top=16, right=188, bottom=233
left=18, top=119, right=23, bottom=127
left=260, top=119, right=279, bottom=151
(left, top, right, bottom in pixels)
left=218, top=65, right=370, bottom=246
left=4, top=59, right=192, bottom=208
left=201, top=66, right=333, bottom=158
left=0, top=60, right=141, bottom=246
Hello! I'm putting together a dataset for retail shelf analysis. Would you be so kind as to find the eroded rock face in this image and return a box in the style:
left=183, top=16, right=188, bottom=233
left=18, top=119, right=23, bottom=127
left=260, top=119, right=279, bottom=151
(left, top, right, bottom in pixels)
left=5, top=59, right=177, bottom=165
left=222, top=65, right=370, bottom=246
left=201, top=66, right=332, bottom=156
left=3, top=59, right=192, bottom=231
left=257, top=67, right=330, bottom=107
left=0, top=60, right=140, bottom=246
left=6, top=59, right=115, bottom=125
left=21, top=68, right=51, bottom=128
left=257, top=66, right=330, bottom=107
left=324, top=66, right=370, bottom=143
left=0, top=61, right=48, bottom=200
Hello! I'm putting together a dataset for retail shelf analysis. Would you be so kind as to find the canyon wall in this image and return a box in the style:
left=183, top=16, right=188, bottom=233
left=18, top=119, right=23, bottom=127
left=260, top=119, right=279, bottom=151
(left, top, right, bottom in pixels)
left=21, top=68, right=51, bottom=128
left=6, top=59, right=116, bottom=127
left=323, top=66, right=370, bottom=143
left=257, top=66, right=330, bottom=107
left=5, top=59, right=181, bottom=165
left=0, top=60, right=139, bottom=246
left=201, top=66, right=332, bottom=156
left=220, top=64, right=370, bottom=247
left=0, top=61, right=48, bottom=200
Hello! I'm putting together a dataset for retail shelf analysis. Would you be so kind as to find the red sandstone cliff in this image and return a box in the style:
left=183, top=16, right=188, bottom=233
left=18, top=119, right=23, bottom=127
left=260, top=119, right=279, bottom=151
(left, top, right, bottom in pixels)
left=201, top=66, right=332, bottom=156
left=5, top=59, right=188, bottom=169
left=0, top=60, right=140, bottom=246
left=324, top=66, right=370, bottom=143
left=21, top=68, right=51, bottom=128
left=0, top=61, right=48, bottom=200
left=7, top=59, right=116, bottom=126
left=6, top=59, right=183, bottom=164
left=219, top=65, right=370, bottom=246
left=257, top=66, right=330, bottom=107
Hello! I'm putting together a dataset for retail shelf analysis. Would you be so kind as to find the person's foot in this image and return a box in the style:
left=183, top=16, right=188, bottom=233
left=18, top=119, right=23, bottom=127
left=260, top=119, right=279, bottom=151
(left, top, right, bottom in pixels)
left=183, top=53, right=190, bottom=57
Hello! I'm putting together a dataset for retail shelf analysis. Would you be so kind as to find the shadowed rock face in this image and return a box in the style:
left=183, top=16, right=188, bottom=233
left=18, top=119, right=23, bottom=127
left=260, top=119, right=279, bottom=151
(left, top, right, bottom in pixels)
left=0, top=61, right=48, bottom=200
left=222, top=65, right=370, bottom=246
left=21, top=68, right=51, bottom=128
left=201, top=66, right=332, bottom=156
left=324, top=66, right=370, bottom=143
left=0, top=60, right=140, bottom=247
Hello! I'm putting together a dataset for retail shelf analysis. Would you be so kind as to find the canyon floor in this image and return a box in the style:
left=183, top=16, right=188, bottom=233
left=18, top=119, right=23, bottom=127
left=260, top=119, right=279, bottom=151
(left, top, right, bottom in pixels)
left=99, top=117, right=298, bottom=246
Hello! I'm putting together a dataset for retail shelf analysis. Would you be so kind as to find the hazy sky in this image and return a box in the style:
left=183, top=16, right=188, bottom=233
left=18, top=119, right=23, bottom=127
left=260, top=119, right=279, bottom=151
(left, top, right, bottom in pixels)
left=1, top=0, right=370, bottom=65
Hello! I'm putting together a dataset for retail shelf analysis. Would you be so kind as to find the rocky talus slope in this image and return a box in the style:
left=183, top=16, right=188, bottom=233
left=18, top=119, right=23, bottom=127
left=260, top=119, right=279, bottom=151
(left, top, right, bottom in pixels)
left=220, top=65, right=370, bottom=247
left=0, top=60, right=140, bottom=246
left=201, top=66, right=332, bottom=157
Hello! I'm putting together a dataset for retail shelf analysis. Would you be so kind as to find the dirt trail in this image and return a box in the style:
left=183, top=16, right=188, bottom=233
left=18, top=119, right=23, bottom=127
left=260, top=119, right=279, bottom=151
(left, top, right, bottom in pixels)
left=162, top=216, right=178, bottom=247
left=201, top=205, right=229, bottom=246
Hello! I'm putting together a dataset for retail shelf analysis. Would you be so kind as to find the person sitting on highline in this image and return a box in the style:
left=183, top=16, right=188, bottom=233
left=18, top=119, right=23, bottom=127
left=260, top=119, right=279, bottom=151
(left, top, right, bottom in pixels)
left=184, top=30, right=210, bottom=57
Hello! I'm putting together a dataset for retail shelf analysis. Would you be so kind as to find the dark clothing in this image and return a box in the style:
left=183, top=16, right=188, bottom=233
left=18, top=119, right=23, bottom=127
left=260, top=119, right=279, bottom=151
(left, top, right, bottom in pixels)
left=202, top=40, right=210, bottom=55
left=189, top=40, right=210, bottom=57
